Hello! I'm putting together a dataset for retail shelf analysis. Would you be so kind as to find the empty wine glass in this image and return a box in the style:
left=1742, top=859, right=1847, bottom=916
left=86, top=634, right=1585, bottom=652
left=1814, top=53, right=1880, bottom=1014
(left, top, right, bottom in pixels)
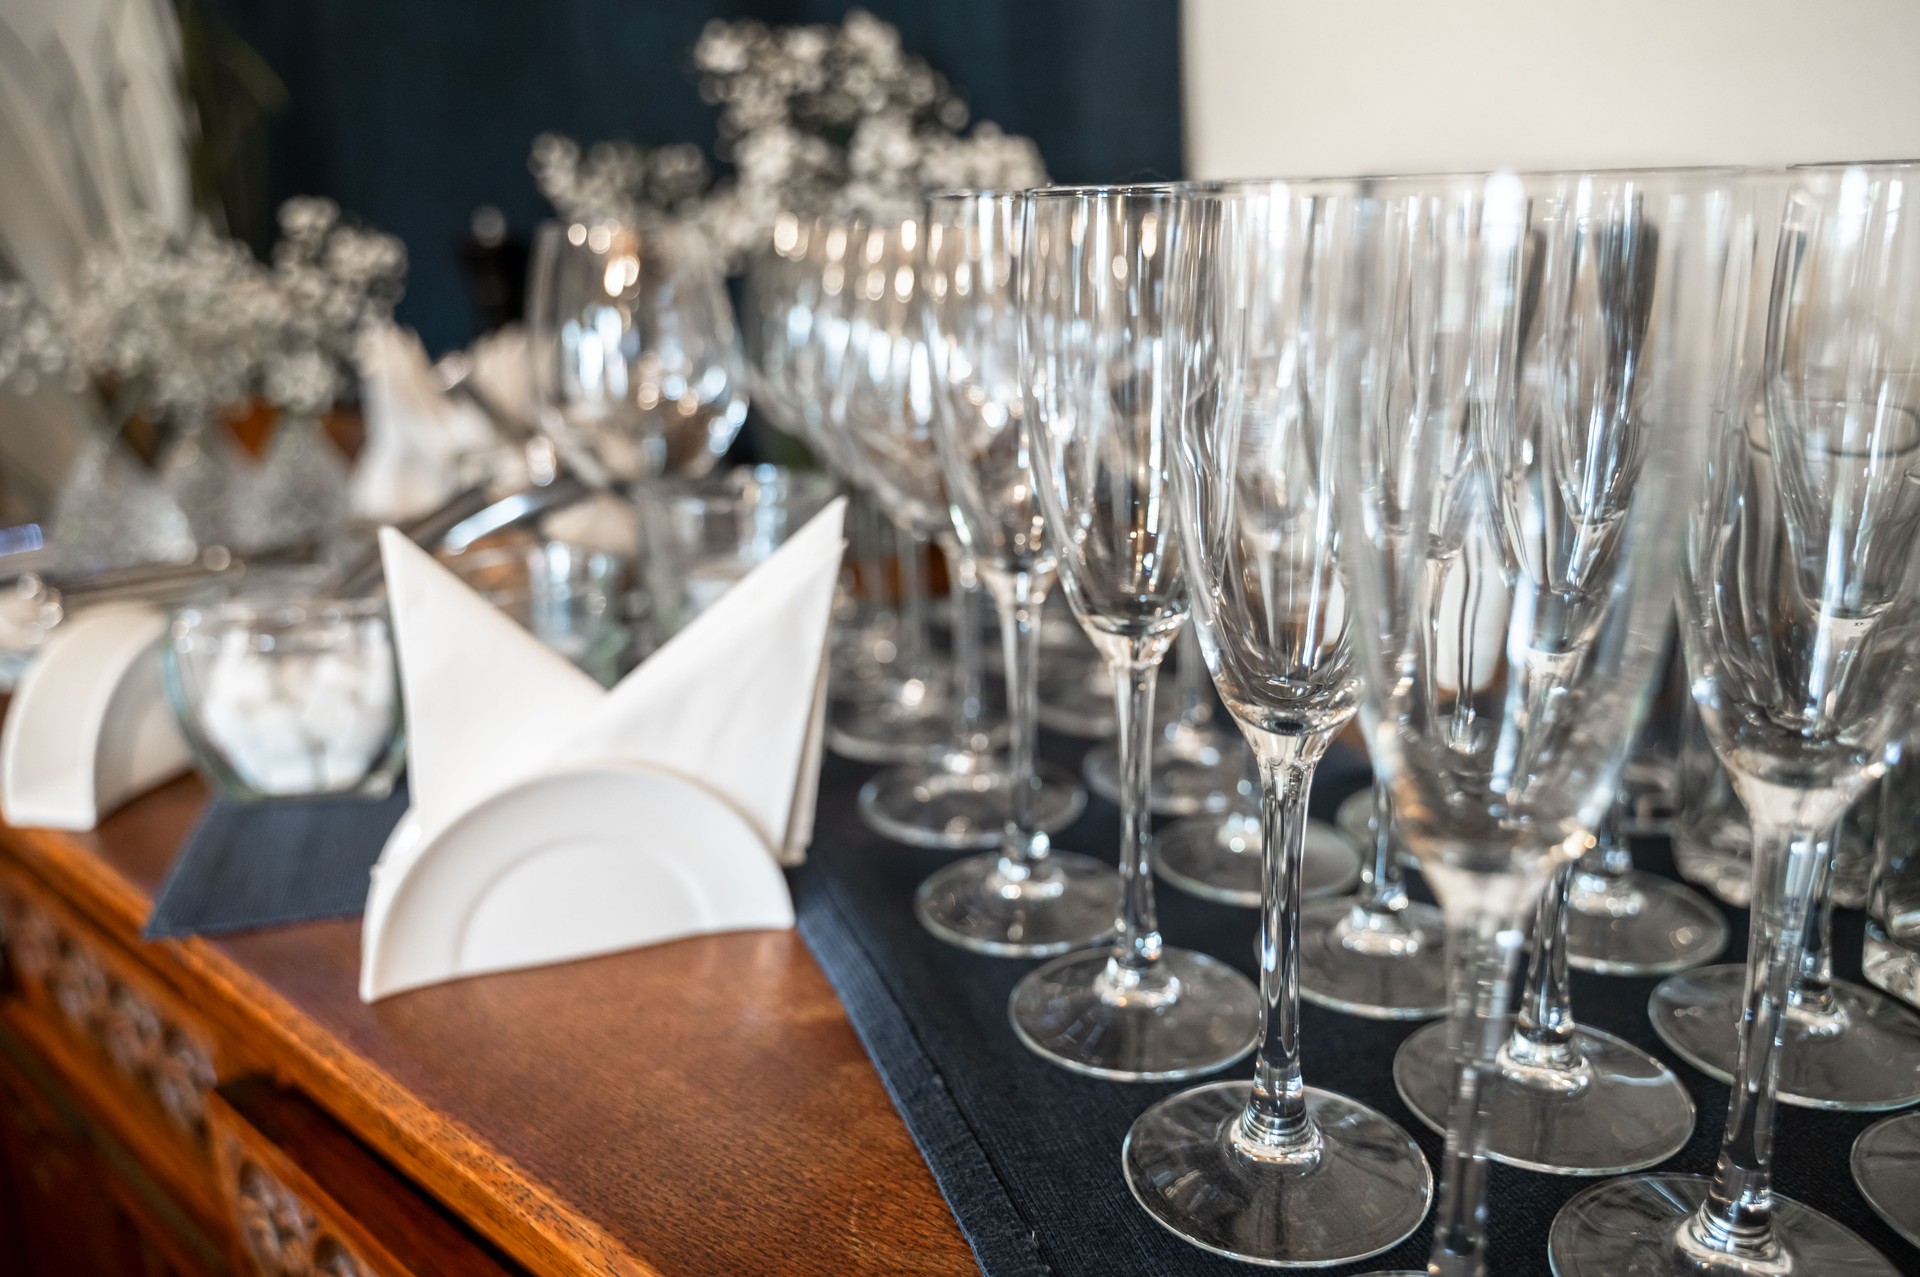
left=1340, top=167, right=1720, bottom=1275
left=1010, top=184, right=1260, bottom=1080
left=1852, top=1111, right=1920, bottom=1249
left=914, top=189, right=1114, bottom=953
left=826, top=215, right=1080, bottom=847
left=1548, top=162, right=1919, bottom=1277
left=527, top=216, right=747, bottom=480
left=1125, top=178, right=1432, bottom=1266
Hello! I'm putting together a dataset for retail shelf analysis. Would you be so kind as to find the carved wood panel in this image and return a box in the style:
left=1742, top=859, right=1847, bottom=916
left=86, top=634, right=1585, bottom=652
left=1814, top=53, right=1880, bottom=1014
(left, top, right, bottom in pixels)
left=0, top=875, right=224, bottom=1151
left=224, top=1145, right=373, bottom=1277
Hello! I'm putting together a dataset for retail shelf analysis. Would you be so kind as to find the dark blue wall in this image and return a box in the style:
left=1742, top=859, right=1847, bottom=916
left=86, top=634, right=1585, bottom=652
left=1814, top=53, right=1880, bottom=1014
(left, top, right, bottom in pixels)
left=209, top=1, right=1185, bottom=353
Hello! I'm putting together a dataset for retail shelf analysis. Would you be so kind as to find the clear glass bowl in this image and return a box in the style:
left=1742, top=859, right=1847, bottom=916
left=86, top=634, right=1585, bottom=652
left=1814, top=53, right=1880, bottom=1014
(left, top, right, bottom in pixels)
left=164, top=580, right=404, bottom=801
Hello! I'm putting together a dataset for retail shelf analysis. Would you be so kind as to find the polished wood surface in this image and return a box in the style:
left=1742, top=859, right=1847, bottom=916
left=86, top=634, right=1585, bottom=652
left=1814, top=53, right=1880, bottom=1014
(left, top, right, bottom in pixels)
left=0, top=773, right=977, bottom=1277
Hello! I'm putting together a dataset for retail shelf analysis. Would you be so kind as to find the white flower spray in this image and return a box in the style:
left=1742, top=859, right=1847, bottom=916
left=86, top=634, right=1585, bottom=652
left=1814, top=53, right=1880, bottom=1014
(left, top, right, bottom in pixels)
left=530, top=9, right=1047, bottom=266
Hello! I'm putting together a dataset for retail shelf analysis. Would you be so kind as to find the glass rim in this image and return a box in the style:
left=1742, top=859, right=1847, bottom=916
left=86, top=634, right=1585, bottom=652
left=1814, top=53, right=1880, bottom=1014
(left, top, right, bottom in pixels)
left=923, top=187, right=1027, bottom=204
left=1021, top=182, right=1182, bottom=201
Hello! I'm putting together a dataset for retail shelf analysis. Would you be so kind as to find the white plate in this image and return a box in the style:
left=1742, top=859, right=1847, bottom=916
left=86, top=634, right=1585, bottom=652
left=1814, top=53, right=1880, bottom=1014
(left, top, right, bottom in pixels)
left=360, top=761, right=793, bottom=1000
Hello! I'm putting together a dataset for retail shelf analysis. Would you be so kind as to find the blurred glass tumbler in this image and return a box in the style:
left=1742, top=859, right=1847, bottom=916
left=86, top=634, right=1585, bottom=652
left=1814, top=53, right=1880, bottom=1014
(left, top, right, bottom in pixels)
left=440, top=536, right=629, bottom=685
left=641, top=466, right=839, bottom=637
left=1869, top=736, right=1920, bottom=1009
left=164, top=580, right=404, bottom=801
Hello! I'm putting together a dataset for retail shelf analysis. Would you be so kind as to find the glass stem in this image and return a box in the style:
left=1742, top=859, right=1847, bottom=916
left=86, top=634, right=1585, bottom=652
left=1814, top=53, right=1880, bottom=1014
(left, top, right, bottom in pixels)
left=1506, top=863, right=1580, bottom=1071
left=1173, top=620, right=1213, bottom=733
left=897, top=526, right=931, bottom=688
left=1354, top=781, right=1411, bottom=916
left=986, top=566, right=1052, bottom=877
left=1106, top=647, right=1166, bottom=983
left=1236, top=733, right=1329, bottom=1159
left=1683, top=816, right=1827, bottom=1261
left=1426, top=893, right=1533, bottom=1277
left=1792, top=822, right=1840, bottom=1014
left=853, top=493, right=891, bottom=622
left=940, top=537, right=988, bottom=757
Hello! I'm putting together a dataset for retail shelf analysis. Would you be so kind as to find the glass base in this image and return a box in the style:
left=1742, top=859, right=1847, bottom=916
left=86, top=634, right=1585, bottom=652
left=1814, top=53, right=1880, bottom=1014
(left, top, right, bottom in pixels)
left=1671, top=825, right=1753, bottom=909
left=1548, top=1173, right=1898, bottom=1276
left=1084, top=723, right=1249, bottom=818
left=1333, top=788, right=1420, bottom=872
left=858, top=758, right=1085, bottom=849
left=1152, top=812, right=1360, bottom=906
left=1123, top=1081, right=1432, bottom=1267
left=914, top=851, right=1122, bottom=957
left=828, top=676, right=959, bottom=763
left=1009, top=947, right=1260, bottom=1082
left=1036, top=653, right=1117, bottom=738
left=1863, top=924, right=1920, bottom=1009
left=1297, top=897, right=1448, bottom=1020
left=1650, top=965, right=1920, bottom=1111
left=1564, top=870, right=1729, bottom=976
left=1395, top=1018, right=1693, bottom=1174
left=1853, top=1112, right=1920, bottom=1249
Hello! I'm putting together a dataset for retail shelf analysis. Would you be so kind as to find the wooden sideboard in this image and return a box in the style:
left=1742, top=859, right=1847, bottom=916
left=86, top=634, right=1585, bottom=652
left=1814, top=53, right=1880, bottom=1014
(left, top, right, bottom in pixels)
left=0, top=773, right=977, bottom=1277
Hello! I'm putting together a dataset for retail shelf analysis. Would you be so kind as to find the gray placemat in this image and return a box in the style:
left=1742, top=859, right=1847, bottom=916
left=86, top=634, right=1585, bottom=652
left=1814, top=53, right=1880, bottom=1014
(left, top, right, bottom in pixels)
left=143, top=782, right=408, bottom=939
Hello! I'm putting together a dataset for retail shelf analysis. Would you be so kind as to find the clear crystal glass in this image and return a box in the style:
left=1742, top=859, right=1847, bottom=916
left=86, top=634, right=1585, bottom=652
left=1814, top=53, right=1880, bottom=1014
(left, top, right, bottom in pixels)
left=1012, top=184, right=1260, bottom=1081
left=1340, top=169, right=1721, bottom=1276
left=1123, top=178, right=1432, bottom=1266
left=1548, top=163, right=1915, bottom=1277
left=526, top=217, right=746, bottom=480
left=912, top=189, right=1108, bottom=954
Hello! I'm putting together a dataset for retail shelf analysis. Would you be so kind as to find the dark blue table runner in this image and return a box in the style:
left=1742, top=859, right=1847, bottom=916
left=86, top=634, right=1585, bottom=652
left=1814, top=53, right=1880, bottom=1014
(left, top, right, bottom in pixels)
left=141, top=735, right=1918, bottom=1275
left=794, top=734, right=1917, bottom=1277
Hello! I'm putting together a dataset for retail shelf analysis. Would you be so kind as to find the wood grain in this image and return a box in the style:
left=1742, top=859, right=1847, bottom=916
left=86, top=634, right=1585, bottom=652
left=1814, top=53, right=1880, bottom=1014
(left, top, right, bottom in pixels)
left=0, top=774, right=978, bottom=1277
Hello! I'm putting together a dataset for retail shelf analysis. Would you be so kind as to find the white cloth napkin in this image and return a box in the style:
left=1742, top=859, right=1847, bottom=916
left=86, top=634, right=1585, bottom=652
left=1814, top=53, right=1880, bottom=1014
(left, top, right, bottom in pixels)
left=351, top=324, right=500, bottom=522
left=358, top=497, right=846, bottom=1000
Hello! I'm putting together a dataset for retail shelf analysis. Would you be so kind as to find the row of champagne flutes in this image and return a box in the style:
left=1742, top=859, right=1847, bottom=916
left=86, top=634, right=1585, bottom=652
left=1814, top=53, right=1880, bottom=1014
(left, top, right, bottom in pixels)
left=753, top=165, right=1920, bottom=1274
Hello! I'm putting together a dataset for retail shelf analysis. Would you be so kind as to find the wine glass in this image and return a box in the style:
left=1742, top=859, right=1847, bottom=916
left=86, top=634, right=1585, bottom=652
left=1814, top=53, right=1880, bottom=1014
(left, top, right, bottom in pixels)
left=1643, top=168, right=1920, bottom=1115
left=527, top=216, right=747, bottom=480
left=1547, top=162, right=1920, bottom=1277
left=1338, top=167, right=1720, bottom=1275
left=825, top=215, right=1082, bottom=847
left=914, top=188, right=1116, bottom=953
left=1853, top=1112, right=1920, bottom=1249
left=1011, top=184, right=1260, bottom=1080
left=1124, top=178, right=1432, bottom=1266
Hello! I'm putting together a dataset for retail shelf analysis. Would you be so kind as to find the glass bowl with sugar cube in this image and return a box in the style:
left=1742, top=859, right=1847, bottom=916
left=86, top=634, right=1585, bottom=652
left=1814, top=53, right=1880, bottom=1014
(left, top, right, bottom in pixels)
left=163, top=576, right=404, bottom=801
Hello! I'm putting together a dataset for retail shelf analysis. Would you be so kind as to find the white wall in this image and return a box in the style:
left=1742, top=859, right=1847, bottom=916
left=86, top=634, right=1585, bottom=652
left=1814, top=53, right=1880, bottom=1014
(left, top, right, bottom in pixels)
left=1183, top=0, right=1920, bottom=178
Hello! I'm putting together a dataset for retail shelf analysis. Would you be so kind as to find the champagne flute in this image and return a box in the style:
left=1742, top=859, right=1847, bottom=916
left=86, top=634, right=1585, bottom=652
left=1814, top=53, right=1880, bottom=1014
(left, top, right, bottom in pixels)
left=916, top=188, right=1115, bottom=953
left=1390, top=170, right=1713, bottom=1176
left=1125, top=178, right=1432, bottom=1266
left=1547, top=162, right=1918, bottom=1277
left=1339, top=168, right=1716, bottom=1276
left=1012, top=184, right=1260, bottom=1080
left=827, top=214, right=1081, bottom=847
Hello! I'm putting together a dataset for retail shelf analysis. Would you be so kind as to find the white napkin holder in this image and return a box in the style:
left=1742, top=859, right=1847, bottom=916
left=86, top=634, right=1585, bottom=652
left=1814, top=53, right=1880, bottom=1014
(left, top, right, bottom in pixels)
left=359, top=497, right=846, bottom=1002
left=1, top=605, right=192, bottom=830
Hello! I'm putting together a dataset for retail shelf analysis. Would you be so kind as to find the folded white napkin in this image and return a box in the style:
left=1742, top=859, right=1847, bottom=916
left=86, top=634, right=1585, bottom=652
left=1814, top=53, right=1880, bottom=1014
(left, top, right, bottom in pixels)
left=0, top=604, right=191, bottom=830
left=359, top=496, right=846, bottom=1000
left=352, top=324, right=501, bottom=522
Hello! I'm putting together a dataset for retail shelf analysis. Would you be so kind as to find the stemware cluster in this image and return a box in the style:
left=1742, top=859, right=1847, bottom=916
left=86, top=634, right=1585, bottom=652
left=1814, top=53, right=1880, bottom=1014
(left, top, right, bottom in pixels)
left=742, top=162, right=1920, bottom=1275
